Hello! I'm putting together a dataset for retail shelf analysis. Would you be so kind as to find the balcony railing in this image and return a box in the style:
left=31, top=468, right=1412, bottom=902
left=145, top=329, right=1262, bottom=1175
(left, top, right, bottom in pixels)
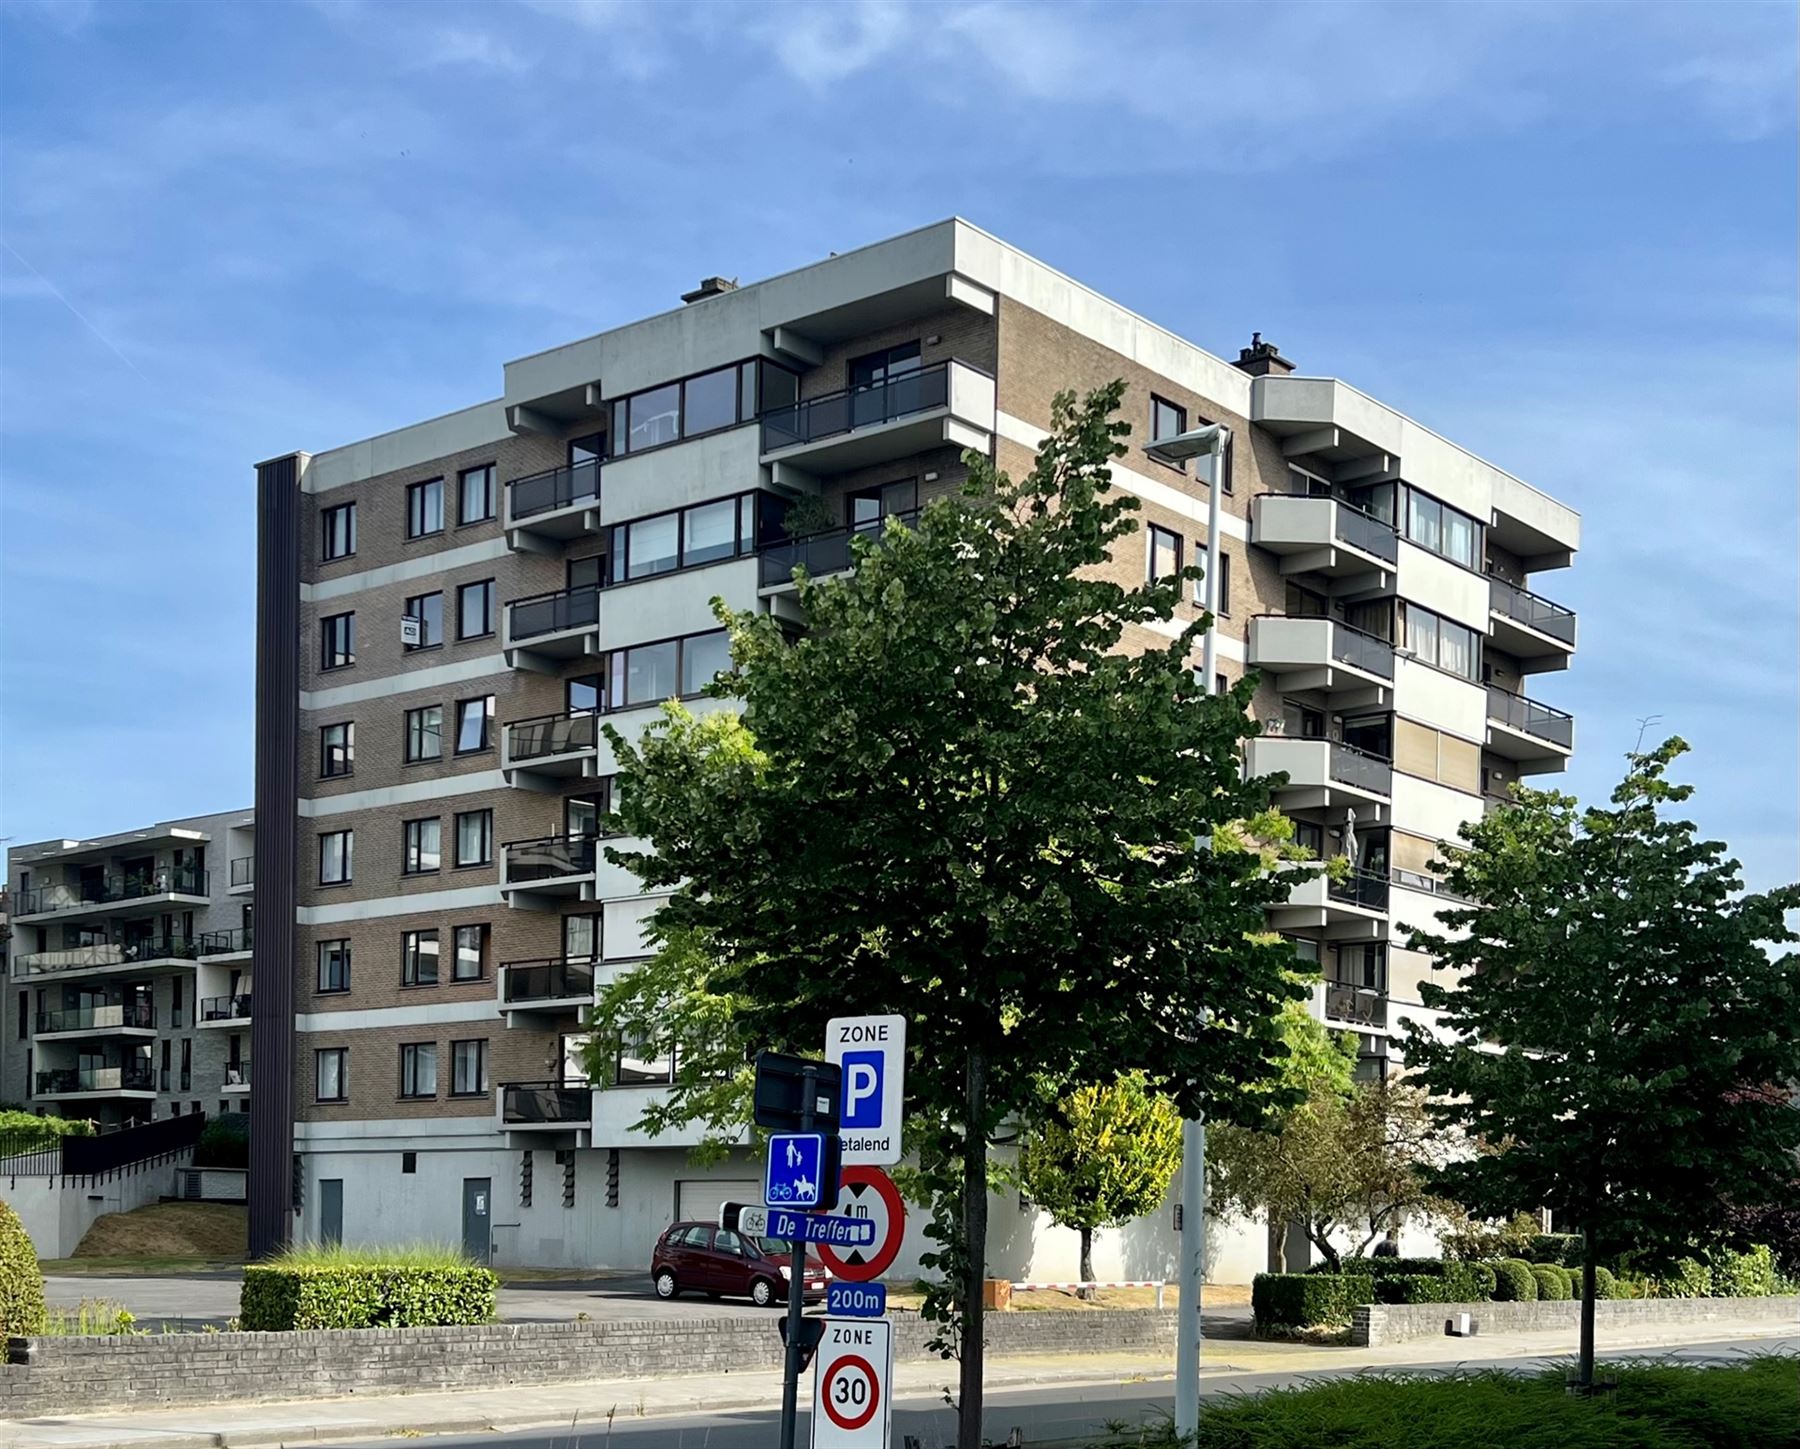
left=1489, top=577, right=1576, bottom=646
left=1328, top=741, right=1393, bottom=796
left=502, top=957, right=597, bottom=1005
left=222, top=1063, right=251, bottom=1088
left=507, top=710, right=599, bottom=762
left=1324, top=982, right=1388, bottom=1028
left=1331, top=622, right=1395, bottom=680
left=1328, top=867, right=1390, bottom=912
left=37, top=1001, right=156, bottom=1034
left=1486, top=684, right=1574, bottom=748
left=36, top=1063, right=156, bottom=1095
left=761, top=362, right=953, bottom=453
left=201, top=994, right=253, bottom=1024
left=502, top=834, right=599, bottom=884
left=1334, top=501, right=1399, bottom=564
left=15, top=866, right=210, bottom=916
left=501, top=1081, right=593, bottom=1125
left=507, top=584, right=600, bottom=643
left=230, top=856, right=254, bottom=888
left=199, top=926, right=254, bottom=956
left=758, top=509, right=921, bottom=589
left=14, top=937, right=204, bottom=976
left=507, top=459, right=601, bottom=522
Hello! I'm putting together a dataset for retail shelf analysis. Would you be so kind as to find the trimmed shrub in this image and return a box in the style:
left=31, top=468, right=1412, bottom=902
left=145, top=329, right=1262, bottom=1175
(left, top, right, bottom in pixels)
left=1710, top=1244, right=1779, bottom=1298
left=0, top=1201, right=45, bottom=1337
left=1372, top=1263, right=1491, bottom=1304
left=1523, top=1232, right=1580, bottom=1266
left=1593, top=1265, right=1618, bottom=1299
left=241, top=1256, right=497, bottom=1331
left=194, top=1116, right=250, bottom=1170
left=1649, top=1257, right=1713, bottom=1299
left=0, top=1110, right=93, bottom=1151
left=1490, top=1258, right=1538, bottom=1301
left=1252, top=1272, right=1373, bottom=1329
left=1531, top=1264, right=1570, bottom=1301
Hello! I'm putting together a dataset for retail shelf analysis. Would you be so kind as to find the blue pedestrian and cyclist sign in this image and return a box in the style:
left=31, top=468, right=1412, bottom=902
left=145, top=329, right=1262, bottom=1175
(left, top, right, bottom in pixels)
left=765, top=1131, right=828, bottom=1209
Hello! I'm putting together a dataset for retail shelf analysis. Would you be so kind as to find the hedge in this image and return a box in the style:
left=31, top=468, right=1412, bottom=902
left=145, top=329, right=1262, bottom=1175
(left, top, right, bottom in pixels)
left=1373, top=1263, right=1493, bottom=1305
left=1531, top=1264, right=1571, bottom=1301
left=1490, top=1258, right=1538, bottom=1302
left=240, top=1263, right=497, bottom=1330
left=1524, top=1233, right=1581, bottom=1266
left=1252, top=1272, right=1374, bottom=1329
left=0, top=1201, right=44, bottom=1337
left=1711, top=1245, right=1778, bottom=1298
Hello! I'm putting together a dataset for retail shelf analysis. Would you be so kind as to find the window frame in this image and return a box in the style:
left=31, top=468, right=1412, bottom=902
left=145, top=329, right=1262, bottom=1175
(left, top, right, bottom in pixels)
left=453, top=809, right=494, bottom=869
left=404, top=704, right=444, bottom=764
left=319, top=612, right=355, bottom=672
left=453, top=695, right=494, bottom=755
left=449, top=1038, right=489, bottom=1098
left=607, top=359, right=765, bottom=459
left=452, top=924, right=488, bottom=982
left=402, top=928, right=441, bottom=988
left=315, top=1047, right=348, bottom=1103
left=403, top=591, right=444, bottom=652
left=406, top=477, right=445, bottom=540
left=1150, top=395, right=1188, bottom=471
left=318, top=830, right=353, bottom=886
left=401, top=817, right=442, bottom=876
left=321, top=501, right=357, bottom=562
left=457, top=579, right=496, bottom=641
left=316, top=938, right=351, bottom=994
left=458, top=464, right=497, bottom=526
left=319, top=721, right=355, bottom=779
left=1147, top=524, right=1183, bottom=582
left=399, top=1041, right=438, bottom=1100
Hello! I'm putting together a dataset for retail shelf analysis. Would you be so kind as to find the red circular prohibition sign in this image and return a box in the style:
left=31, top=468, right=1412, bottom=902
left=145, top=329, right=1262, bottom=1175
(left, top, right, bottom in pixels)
left=816, top=1166, right=906, bottom=1282
left=822, top=1352, right=880, bottom=1431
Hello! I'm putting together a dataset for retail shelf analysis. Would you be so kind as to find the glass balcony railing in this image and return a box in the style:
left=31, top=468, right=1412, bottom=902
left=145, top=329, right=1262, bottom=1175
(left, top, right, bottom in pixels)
left=506, top=710, right=599, bottom=762
left=36, top=1001, right=156, bottom=1034
left=230, top=856, right=254, bottom=888
left=501, top=1081, right=592, bottom=1125
left=201, top=994, right=253, bottom=1024
left=36, top=1063, right=156, bottom=1095
left=1328, top=868, right=1391, bottom=912
left=15, top=866, right=210, bottom=916
left=501, top=834, right=600, bottom=884
left=1330, top=622, right=1395, bottom=680
left=502, top=957, right=597, bottom=1005
left=1489, top=577, right=1576, bottom=646
left=507, top=459, right=601, bottom=522
left=758, top=510, right=921, bottom=588
left=199, top=926, right=254, bottom=956
left=1328, top=741, right=1393, bottom=796
left=1486, top=684, right=1574, bottom=748
left=1333, top=501, right=1398, bottom=564
left=13, top=937, right=204, bottom=976
left=760, top=362, right=953, bottom=453
left=222, top=1062, right=251, bottom=1088
left=1324, top=982, right=1388, bottom=1028
left=507, top=584, right=601, bottom=643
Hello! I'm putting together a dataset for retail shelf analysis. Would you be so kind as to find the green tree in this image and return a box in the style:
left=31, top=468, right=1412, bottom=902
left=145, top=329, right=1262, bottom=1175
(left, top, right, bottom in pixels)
left=1400, top=738, right=1800, bottom=1388
left=602, top=383, right=1309, bottom=1447
left=1207, top=1079, right=1442, bottom=1271
left=1017, top=1072, right=1183, bottom=1293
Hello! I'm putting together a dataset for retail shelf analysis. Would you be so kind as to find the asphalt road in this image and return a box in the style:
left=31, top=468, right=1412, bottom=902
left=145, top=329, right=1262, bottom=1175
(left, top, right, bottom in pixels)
left=320, top=1335, right=1800, bottom=1449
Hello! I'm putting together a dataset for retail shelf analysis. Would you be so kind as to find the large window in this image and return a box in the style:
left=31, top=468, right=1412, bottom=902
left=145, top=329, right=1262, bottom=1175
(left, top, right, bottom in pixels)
left=320, top=613, right=355, bottom=671
left=1401, top=603, right=1479, bottom=681
left=405, top=705, right=443, bottom=763
left=459, top=464, right=496, bottom=525
left=609, top=361, right=769, bottom=456
left=457, top=580, right=495, bottom=640
left=404, top=592, right=443, bottom=651
left=453, top=925, right=488, bottom=981
left=406, top=478, right=444, bottom=538
left=1403, top=486, right=1481, bottom=569
left=563, top=913, right=600, bottom=960
left=679, top=630, right=732, bottom=696
left=849, top=341, right=920, bottom=390
left=322, top=502, right=356, bottom=561
left=320, top=721, right=354, bottom=778
left=607, top=492, right=760, bottom=582
left=1393, top=718, right=1481, bottom=794
left=455, top=696, right=494, bottom=754
left=402, top=818, right=441, bottom=875
left=626, top=512, right=679, bottom=579
left=1150, top=396, right=1187, bottom=468
left=319, top=830, right=353, bottom=885
left=315, top=1047, right=347, bottom=1103
left=592, top=631, right=732, bottom=713
left=1148, top=524, right=1182, bottom=581
left=623, top=639, right=679, bottom=707
left=454, top=809, right=493, bottom=868
left=682, top=366, right=738, bottom=436
left=402, top=929, right=440, bottom=986
left=627, top=383, right=681, bottom=452
left=400, top=1042, right=437, bottom=1099
left=451, top=1039, right=489, bottom=1097
left=317, top=939, right=351, bottom=993
left=616, top=1034, right=675, bottom=1086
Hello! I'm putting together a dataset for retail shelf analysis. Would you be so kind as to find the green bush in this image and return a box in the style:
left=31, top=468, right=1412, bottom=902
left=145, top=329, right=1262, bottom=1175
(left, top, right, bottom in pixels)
left=240, top=1244, right=496, bottom=1330
left=1593, top=1265, right=1618, bottom=1299
left=0, top=1110, right=93, bottom=1150
left=1490, top=1258, right=1538, bottom=1301
left=1251, top=1272, right=1373, bottom=1329
left=1531, top=1264, right=1570, bottom=1301
left=1523, top=1232, right=1580, bottom=1265
left=1710, top=1244, right=1779, bottom=1298
left=1439, top=1211, right=1541, bottom=1261
left=1649, top=1257, right=1714, bottom=1299
left=194, top=1116, right=249, bottom=1170
left=0, top=1200, right=45, bottom=1337
left=1372, top=1263, right=1491, bottom=1304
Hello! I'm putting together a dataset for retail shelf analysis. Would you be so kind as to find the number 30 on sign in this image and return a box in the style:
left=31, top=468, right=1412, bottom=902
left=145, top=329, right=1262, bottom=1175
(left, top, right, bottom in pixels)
left=812, top=1317, right=891, bottom=1447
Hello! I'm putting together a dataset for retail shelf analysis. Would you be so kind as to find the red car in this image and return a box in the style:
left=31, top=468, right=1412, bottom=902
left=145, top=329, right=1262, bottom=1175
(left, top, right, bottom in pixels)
left=651, top=1221, right=828, bottom=1307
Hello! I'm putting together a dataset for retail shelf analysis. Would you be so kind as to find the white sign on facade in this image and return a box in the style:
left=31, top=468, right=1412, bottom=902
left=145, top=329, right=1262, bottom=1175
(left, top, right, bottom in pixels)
left=400, top=614, right=422, bottom=648
left=811, top=1317, right=891, bottom=1448
left=825, top=1015, right=905, bottom=1166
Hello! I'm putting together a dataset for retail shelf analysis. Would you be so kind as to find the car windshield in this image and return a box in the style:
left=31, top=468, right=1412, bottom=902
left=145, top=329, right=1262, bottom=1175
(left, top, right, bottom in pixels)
left=754, top=1236, right=795, bottom=1257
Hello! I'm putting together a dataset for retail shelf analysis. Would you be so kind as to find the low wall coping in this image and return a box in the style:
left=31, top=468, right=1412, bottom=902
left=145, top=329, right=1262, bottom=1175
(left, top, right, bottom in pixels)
left=1351, top=1294, right=1800, bottom=1347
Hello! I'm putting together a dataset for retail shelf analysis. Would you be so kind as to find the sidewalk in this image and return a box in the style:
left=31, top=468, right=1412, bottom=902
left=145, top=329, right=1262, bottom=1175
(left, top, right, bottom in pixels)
left=4, top=1317, right=1793, bottom=1449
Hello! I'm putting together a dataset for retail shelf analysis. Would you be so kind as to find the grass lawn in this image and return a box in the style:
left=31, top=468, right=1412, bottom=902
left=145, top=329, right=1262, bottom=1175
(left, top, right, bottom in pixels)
left=1083, top=1359, right=1800, bottom=1448
left=40, top=1202, right=248, bottom=1273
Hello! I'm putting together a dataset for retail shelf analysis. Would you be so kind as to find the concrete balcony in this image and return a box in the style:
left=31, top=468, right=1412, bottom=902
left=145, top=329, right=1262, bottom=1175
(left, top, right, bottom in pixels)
left=12, top=937, right=203, bottom=983
left=503, top=458, right=603, bottom=554
left=503, top=585, right=601, bottom=675
left=758, top=509, right=920, bottom=594
left=197, top=927, right=253, bottom=963
left=220, top=1063, right=251, bottom=1095
left=498, top=957, right=596, bottom=1026
left=1488, top=577, right=1577, bottom=672
left=500, top=834, right=600, bottom=911
left=759, top=360, right=994, bottom=480
left=198, top=994, right=253, bottom=1029
left=1250, top=492, right=1396, bottom=591
left=503, top=710, right=601, bottom=792
left=227, top=856, right=254, bottom=896
left=1485, top=684, right=1573, bottom=775
left=34, top=1064, right=157, bottom=1103
left=34, top=1001, right=157, bottom=1042
left=498, top=1080, right=592, bottom=1147
left=1320, top=980, right=1388, bottom=1031
left=1270, top=867, right=1388, bottom=941
left=1247, top=615, right=1393, bottom=707
left=12, top=868, right=211, bottom=925
left=1247, top=736, right=1392, bottom=821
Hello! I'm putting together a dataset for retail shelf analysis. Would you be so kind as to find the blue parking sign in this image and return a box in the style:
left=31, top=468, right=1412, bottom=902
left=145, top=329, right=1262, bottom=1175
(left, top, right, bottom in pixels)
left=764, top=1132, right=827, bottom=1209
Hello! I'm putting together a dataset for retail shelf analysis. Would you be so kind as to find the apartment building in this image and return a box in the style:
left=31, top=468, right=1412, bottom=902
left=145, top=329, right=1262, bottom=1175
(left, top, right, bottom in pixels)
left=4, top=811, right=256, bottom=1126
left=249, top=218, right=1579, bottom=1275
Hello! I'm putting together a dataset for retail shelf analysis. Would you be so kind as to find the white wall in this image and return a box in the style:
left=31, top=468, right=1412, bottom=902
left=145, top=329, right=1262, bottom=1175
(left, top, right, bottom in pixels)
left=1, top=1160, right=182, bottom=1259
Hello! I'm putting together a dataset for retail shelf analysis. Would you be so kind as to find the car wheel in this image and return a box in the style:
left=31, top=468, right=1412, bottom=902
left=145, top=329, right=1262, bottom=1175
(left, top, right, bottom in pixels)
left=750, top=1277, right=776, bottom=1308
left=654, top=1269, right=679, bottom=1300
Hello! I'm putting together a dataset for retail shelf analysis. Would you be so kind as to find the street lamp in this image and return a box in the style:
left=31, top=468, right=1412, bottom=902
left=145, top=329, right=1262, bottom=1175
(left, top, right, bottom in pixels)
left=1141, top=422, right=1230, bottom=1440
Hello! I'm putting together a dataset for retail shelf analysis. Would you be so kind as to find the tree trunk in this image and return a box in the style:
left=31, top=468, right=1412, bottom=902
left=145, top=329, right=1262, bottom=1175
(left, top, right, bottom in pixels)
left=1577, top=1234, right=1598, bottom=1390
left=1079, top=1226, right=1095, bottom=1301
left=957, top=1046, right=990, bottom=1449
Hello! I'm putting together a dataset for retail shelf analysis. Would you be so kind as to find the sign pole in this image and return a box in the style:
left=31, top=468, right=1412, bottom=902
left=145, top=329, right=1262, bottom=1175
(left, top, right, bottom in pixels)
left=778, top=1064, right=815, bottom=1449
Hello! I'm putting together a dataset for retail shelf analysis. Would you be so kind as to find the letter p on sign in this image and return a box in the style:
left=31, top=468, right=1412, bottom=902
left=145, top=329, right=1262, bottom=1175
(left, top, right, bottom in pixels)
left=827, top=1014, right=905, bottom=1165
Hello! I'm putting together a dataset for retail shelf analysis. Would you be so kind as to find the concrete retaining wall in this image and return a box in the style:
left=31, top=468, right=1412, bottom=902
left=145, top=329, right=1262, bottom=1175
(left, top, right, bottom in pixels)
left=0, top=1156, right=185, bottom=1260
left=1352, top=1294, right=1800, bottom=1347
left=0, top=1309, right=1175, bottom=1416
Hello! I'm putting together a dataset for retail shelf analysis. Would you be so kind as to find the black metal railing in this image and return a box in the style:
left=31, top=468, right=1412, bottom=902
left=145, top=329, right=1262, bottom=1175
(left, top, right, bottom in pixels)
left=222, top=1062, right=251, bottom=1088
left=1489, top=577, right=1576, bottom=646
left=14, top=866, right=210, bottom=916
left=36, top=1063, right=157, bottom=1095
left=199, top=926, right=254, bottom=956
left=1330, top=622, right=1395, bottom=680
left=761, top=361, right=955, bottom=453
left=1329, top=741, right=1393, bottom=795
left=507, top=459, right=601, bottom=522
left=758, top=509, right=921, bottom=588
left=36, top=1001, right=156, bottom=1034
left=501, top=1081, right=593, bottom=1125
left=1486, top=684, right=1574, bottom=748
left=1328, top=867, right=1391, bottom=912
left=1324, top=982, right=1388, bottom=1028
left=502, top=957, right=597, bottom=1005
left=201, top=994, right=253, bottom=1023
left=13, top=936, right=205, bottom=976
left=230, top=856, right=254, bottom=888
left=506, top=710, right=599, bottom=762
left=1334, top=501, right=1399, bottom=563
left=507, top=583, right=601, bottom=643
left=0, top=1132, right=62, bottom=1175
left=502, top=834, right=600, bottom=884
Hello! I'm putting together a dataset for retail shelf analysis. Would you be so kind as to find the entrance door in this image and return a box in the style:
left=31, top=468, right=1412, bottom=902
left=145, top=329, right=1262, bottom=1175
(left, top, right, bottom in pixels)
left=320, top=1179, right=343, bottom=1245
left=462, top=1178, right=493, bottom=1265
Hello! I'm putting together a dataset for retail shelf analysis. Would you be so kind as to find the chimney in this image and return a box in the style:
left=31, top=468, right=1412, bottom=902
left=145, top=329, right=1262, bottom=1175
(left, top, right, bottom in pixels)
left=1234, top=332, right=1294, bottom=377
left=681, top=276, right=738, bottom=305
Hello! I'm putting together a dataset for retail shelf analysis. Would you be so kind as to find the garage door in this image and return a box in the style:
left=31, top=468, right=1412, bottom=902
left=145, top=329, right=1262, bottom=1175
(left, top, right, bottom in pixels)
left=677, top=1178, right=760, bottom=1227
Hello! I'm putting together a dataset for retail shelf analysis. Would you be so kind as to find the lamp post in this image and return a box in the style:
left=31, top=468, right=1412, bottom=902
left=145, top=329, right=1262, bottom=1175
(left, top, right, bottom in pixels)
left=1142, top=422, right=1230, bottom=1439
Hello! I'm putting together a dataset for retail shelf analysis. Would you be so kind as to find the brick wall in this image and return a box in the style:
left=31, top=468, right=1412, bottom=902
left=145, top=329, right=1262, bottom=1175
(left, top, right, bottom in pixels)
left=1352, top=1294, right=1800, bottom=1347
left=0, top=1309, right=1176, bottom=1415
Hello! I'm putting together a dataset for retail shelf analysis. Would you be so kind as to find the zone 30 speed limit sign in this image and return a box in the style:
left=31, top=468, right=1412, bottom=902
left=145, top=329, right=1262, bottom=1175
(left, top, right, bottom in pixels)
left=812, top=1317, right=892, bottom=1447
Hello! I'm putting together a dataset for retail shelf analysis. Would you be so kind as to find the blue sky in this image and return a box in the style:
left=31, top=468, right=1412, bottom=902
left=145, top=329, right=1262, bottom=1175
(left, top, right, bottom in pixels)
left=1, top=0, right=1795, bottom=887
